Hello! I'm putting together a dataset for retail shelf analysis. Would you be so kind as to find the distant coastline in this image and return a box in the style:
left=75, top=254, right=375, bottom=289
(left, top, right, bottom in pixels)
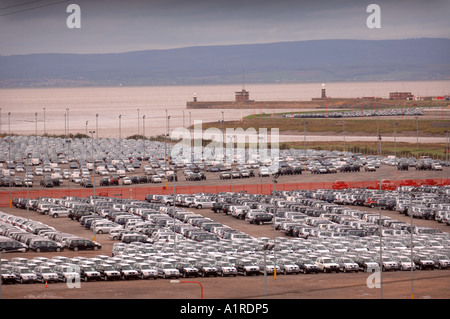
left=187, top=98, right=450, bottom=110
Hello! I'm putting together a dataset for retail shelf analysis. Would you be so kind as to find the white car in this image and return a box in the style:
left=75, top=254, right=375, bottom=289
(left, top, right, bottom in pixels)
left=93, top=222, right=121, bottom=234
left=122, top=177, right=132, bottom=185
left=315, top=257, right=340, bottom=273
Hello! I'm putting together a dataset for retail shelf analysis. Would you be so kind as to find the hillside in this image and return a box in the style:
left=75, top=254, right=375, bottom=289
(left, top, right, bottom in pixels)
left=0, top=38, right=449, bottom=87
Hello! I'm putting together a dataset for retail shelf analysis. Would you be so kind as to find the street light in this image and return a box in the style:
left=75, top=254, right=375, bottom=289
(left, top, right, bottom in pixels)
left=409, top=193, right=415, bottom=299
left=96, top=114, right=99, bottom=139
left=66, top=108, right=70, bottom=137
left=262, top=243, right=275, bottom=298
left=302, top=121, right=308, bottom=149
left=342, top=120, right=346, bottom=151
left=89, top=130, right=96, bottom=231
left=43, top=108, right=46, bottom=135
left=392, top=122, right=398, bottom=179
left=143, top=115, right=146, bottom=161
left=137, top=109, right=140, bottom=137
left=119, top=115, right=122, bottom=139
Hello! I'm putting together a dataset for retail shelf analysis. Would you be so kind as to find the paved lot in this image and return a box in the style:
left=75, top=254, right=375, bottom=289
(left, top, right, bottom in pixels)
left=1, top=178, right=449, bottom=299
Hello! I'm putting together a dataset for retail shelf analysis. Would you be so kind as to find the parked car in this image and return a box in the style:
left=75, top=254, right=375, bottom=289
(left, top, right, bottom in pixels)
left=66, top=238, right=101, bottom=251
left=133, top=263, right=158, bottom=280
left=79, top=265, right=101, bottom=282
left=13, top=266, right=37, bottom=284
left=295, top=258, right=319, bottom=274
left=113, top=263, right=140, bottom=280
left=28, top=239, right=63, bottom=252
left=214, top=261, right=237, bottom=277
left=34, top=266, right=59, bottom=283
left=315, top=257, right=340, bottom=273
left=95, top=264, right=121, bottom=281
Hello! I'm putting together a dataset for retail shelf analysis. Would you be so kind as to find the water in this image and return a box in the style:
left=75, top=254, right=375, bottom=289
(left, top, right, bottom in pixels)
left=0, top=81, right=448, bottom=138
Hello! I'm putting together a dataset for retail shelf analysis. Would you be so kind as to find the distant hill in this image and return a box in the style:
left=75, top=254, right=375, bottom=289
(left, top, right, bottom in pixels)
left=0, top=38, right=449, bottom=87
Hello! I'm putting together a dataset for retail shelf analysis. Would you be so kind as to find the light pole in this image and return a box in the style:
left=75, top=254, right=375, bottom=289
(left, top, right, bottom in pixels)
left=35, top=112, right=38, bottom=136
left=189, top=111, right=192, bottom=130
left=342, top=119, right=346, bottom=151
left=66, top=108, right=70, bottom=137
left=143, top=115, right=146, bottom=161
left=262, top=243, right=275, bottom=298
left=89, top=130, right=96, bottom=223
left=119, top=115, right=122, bottom=139
left=410, top=193, right=415, bottom=299
left=43, top=108, right=46, bottom=135
left=85, top=121, right=88, bottom=136
left=96, top=114, right=99, bottom=139
left=137, top=108, right=140, bottom=137
left=392, top=122, right=398, bottom=179
left=415, top=116, right=419, bottom=155
left=272, top=174, right=278, bottom=279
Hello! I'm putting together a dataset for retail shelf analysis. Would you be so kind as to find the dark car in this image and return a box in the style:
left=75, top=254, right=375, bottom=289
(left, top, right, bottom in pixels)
left=1, top=268, right=17, bottom=284
left=95, top=264, right=121, bottom=281
left=99, top=177, right=110, bottom=186
left=295, top=258, right=319, bottom=274
left=247, top=212, right=273, bottom=225
left=194, top=262, right=218, bottom=277
left=79, top=265, right=101, bottom=282
left=40, top=178, right=54, bottom=188
left=0, top=239, right=28, bottom=253
left=113, top=263, right=140, bottom=280
left=413, top=255, right=435, bottom=270
left=66, top=238, right=101, bottom=251
left=175, top=262, right=199, bottom=278
left=29, top=239, right=63, bottom=252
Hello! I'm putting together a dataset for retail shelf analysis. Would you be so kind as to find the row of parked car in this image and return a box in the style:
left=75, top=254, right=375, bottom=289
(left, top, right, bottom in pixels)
left=0, top=210, right=101, bottom=254
left=286, top=107, right=425, bottom=119
left=328, top=185, right=450, bottom=226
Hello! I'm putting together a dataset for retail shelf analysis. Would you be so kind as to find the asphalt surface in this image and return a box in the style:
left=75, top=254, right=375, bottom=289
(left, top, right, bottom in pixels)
left=1, top=166, right=449, bottom=300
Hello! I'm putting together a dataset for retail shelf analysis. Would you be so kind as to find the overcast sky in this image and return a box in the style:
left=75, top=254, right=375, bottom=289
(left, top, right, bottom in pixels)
left=0, top=0, right=449, bottom=55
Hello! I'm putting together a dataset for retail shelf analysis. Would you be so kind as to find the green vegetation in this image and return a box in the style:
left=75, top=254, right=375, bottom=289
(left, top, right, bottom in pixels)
left=202, top=117, right=449, bottom=136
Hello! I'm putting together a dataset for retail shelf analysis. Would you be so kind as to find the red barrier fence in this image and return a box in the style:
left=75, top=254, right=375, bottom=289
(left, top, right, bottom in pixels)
left=1, top=178, right=449, bottom=207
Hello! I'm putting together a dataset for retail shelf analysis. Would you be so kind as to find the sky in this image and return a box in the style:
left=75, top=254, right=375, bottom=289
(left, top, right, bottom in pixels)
left=0, top=0, right=449, bottom=55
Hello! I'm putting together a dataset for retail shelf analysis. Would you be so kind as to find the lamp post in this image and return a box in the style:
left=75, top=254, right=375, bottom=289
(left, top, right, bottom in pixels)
left=143, top=115, right=146, bottom=161
left=96, top=114, right=99, bottom=139
left=66, top=108, right=70, bottom=137
left=43, top=108, right=46, bottom=135
left=85, top=121, right=88, bottom=136
left=392, top=122, right=398, bottom=179
left=262, top=243, right=275, bottom=298
left=137, top=108, right=140, bottom=137
left=119, top=115, right=122, bottom=139
left=415, top=116, right=419, bottom=154
left=89, top=130, right=96, bottom=227
left=409, top=193, right=415, bottom=299
left=35, top=112, right=38, bottom=136
left=342, top=120, right=346, bottom=151
left=272, top=174, right=278, bottom=279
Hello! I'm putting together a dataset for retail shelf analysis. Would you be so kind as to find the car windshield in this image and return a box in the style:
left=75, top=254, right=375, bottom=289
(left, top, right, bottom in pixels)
left=83, top=266, right=95, bottom=271
left=103, top=265, right=115, bottom=271
left=121, top=265, right=132, bottom=270
left=323, top=259, right=333, bottom=263
left=39, top=267, right=53, bottom=273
